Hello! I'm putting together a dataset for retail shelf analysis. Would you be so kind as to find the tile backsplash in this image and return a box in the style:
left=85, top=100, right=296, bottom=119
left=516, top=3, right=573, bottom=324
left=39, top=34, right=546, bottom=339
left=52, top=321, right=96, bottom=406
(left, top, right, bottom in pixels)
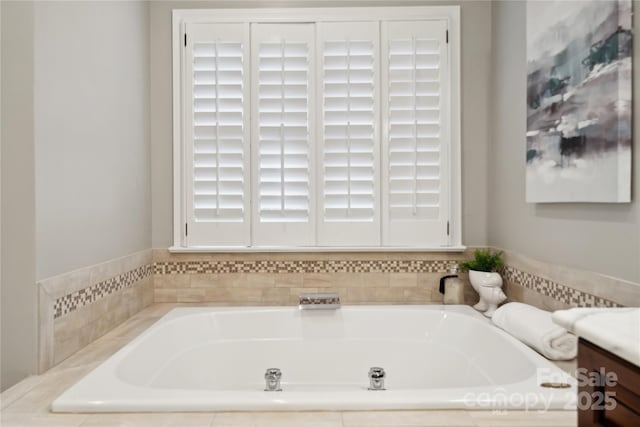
left=152, top=250, right=477, bottom=306
left=37, top=246, right=639, bottom=373
left=37, top=250, right=153, bottom=372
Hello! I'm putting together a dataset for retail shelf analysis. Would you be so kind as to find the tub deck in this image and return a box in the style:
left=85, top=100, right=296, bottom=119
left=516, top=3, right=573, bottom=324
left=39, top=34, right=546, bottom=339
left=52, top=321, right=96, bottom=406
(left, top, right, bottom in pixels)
left=1, top=303, right=578, bottom=427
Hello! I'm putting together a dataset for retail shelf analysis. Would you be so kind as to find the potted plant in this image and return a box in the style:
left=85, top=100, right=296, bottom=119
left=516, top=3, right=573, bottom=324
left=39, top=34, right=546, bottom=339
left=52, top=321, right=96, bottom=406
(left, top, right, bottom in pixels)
left=459, top=249, right=506, bottom=317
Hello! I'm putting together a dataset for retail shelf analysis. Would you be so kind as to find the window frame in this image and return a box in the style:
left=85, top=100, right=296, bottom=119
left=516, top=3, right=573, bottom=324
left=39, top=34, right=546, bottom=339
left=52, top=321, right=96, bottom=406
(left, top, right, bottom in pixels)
left=172, top=6, right=463, bottom=252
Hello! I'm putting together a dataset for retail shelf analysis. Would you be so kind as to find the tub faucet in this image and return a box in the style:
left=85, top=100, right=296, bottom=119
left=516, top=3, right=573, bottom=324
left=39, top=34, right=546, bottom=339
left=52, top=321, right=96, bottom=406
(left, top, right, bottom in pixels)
left=368, top=367, right=386, bottom=391
left=299, top=293, right=341, bottom=310
left=264, top=368, right=282, bottom=391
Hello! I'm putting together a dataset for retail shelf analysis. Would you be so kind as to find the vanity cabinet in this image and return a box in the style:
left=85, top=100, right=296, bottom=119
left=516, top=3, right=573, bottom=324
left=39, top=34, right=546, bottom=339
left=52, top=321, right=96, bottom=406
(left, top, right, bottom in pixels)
left=578, top=338, right=640, bottom=427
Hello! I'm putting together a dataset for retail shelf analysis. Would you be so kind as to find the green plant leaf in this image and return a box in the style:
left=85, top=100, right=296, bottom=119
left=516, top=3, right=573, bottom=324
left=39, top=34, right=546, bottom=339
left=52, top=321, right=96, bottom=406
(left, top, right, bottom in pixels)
left=459, top=249, right=504, bottom=272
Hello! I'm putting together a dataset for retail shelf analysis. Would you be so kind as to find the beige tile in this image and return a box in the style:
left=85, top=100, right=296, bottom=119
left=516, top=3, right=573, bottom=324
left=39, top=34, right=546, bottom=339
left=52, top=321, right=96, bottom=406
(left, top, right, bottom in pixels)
left=213, top=412, right=342, bottom=427
left=346, top=287, right=377, bottom=303
left=274, top=273, right=304, bottom=288
left=1, top=412, right=87, bottom=427
left=155, top=289, right=178, bottom=302
left=50, top=339, right=124, bottom=375
left=342, top=410, right=476, bottom=426
left=204, top=287, right=233, bottom=302
left=53, top=333, right=82, bottom=366
left=155, top=274, right=191, bottom=289
left=261, top=288, right=290, bottom=305
left=403, top=287, right=438, bottom=303
left=38, top=267, right=91, bottom=299
left=177, top=288, right=207, bottom=303
left=501, top=247, right=640, bottom=307
left=38, top=286, right=55, bottom=373
left=303, top=273, right=337, bottom=288
left=417, top=272, right=443, bottom=289
left=2, top=368, right=87, bottom=414
left=245, top=273, right=277, bottom=288
left=389, top=273, right=418, bottom=288
left=121, top=249, right=152, bottom=273
left=88, top=258, right=125, bottom=290
left=364, top=273, right=390, bottom=287
left=104, top=314, right=159, bottom=341
left=79, top=413, right=215, bottom=426
left=0, top=375, right=44, bottom=410
left=134, top=303, right=181, bottom=317
left=190, top=274, right=220, bottom=288
left=330, top=273, right=369, bottom=288
left=469, top=409, right=576, bottom=426
left=228, top=288, right=263, bottom=303
left=218, top=274, right=250, bottom=288
left=375, top=287, right=406, bottom=302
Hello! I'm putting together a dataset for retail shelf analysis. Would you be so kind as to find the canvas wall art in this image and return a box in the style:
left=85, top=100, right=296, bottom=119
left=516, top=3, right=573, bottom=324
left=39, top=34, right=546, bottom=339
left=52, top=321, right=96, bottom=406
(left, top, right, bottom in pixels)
left=526, top=0, right=632, bottom=203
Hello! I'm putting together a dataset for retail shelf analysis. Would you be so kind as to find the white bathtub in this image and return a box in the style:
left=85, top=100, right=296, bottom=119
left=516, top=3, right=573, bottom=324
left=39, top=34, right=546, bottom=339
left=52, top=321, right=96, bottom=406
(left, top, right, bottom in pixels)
left=52, top=305, right=576, bottom=412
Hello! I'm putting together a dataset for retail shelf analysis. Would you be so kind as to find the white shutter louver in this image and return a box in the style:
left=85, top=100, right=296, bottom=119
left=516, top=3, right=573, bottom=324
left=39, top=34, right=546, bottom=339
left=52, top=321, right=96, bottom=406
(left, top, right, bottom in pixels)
left=382, top=21, right=450, bottom=246
left=251, top=24, right=316, bottom=246
left=185, top=23, right=250, bottom=246
left=317, top=22, right=380, bottom=246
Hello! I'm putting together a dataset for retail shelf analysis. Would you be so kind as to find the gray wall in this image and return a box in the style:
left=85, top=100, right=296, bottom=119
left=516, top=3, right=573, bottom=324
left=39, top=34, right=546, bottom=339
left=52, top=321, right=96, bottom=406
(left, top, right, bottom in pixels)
left=1, top=1, right=38, bottom=391
left=489, top=1, right=640, bottom=283
left=1, top=0, right=151, bottom=391
left=150, top=0, right=493, bottom=248
left=34, top=1, right=151, bottom=280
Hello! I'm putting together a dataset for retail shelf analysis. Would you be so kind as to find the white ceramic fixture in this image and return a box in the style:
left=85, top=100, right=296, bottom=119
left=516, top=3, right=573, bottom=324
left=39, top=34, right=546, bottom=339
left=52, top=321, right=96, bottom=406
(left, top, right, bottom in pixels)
left=52, top=305, right=575, bottom=412
left=469, top=270, right=507, bottom=317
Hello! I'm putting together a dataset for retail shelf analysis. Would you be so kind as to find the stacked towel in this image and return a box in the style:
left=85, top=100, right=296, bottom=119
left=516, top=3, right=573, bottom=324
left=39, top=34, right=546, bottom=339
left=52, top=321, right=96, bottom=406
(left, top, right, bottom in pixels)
left=492, top=302, right=577, bottom=360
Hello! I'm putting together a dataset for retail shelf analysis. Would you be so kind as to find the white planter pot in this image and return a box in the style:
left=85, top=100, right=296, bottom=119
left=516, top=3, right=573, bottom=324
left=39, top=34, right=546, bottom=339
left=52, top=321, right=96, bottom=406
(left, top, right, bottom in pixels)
left=468, top=270, right=506, bottom=317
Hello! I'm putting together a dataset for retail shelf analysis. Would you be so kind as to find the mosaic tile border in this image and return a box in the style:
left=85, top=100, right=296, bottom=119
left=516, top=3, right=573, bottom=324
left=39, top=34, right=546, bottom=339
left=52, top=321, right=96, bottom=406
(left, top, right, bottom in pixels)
left=153, top=259, right=458, bottom=275
left=501, top=266, right=620, bottom=308
left=53, top=264, right=152, bottom=319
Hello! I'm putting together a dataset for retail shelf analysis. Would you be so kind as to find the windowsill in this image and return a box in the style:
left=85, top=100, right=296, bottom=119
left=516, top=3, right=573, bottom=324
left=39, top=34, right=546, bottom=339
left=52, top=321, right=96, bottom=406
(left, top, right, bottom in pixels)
left=168, top=245, right=467, bottom=253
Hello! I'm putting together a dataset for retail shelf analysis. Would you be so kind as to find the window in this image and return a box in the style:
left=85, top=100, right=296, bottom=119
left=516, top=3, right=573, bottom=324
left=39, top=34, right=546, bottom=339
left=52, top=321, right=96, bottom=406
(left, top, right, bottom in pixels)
left=173, top=7, right=461, bottom=250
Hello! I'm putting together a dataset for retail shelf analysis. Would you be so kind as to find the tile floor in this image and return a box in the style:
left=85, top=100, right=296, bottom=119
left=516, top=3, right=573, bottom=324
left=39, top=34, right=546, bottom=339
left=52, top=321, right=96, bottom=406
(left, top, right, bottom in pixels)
left=0, top=303, right=578, bottom=427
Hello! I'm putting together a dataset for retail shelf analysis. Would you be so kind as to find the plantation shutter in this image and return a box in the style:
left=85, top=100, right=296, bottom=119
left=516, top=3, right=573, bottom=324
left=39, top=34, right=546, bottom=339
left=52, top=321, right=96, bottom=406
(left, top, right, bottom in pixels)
left=317, top=22, right=380, bottom=246
left=184, top=23, right=250, bottom=246
left=381, top=21, right=450, bottom=246
left=251, top=24, right=316, bottom=246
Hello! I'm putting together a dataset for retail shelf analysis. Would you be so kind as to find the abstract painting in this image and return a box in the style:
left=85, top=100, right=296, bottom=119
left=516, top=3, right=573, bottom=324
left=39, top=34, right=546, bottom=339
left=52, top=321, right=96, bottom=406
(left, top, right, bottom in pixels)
left=526, top=0, right=632, bottom=203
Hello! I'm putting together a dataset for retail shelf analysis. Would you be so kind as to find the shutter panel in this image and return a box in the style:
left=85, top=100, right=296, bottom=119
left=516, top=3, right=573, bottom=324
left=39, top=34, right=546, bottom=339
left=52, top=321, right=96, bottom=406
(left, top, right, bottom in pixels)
left=251, top=24, right=316, bottom=246
left=382, top=21, right=450, bottom=246
left=317, top=22, right=380, bottom=246
left=185, top=23, right=250, bottom=246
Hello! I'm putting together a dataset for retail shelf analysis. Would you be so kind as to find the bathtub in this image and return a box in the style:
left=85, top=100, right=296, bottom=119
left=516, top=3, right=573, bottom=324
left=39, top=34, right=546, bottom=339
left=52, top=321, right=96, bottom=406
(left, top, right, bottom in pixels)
left=52, top=305, right=576, bottom=412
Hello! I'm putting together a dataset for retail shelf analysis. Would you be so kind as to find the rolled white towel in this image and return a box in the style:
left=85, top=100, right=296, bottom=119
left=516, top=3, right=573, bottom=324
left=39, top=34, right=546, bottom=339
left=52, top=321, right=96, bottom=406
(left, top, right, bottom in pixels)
left=492, top=302, right=577, bottom=360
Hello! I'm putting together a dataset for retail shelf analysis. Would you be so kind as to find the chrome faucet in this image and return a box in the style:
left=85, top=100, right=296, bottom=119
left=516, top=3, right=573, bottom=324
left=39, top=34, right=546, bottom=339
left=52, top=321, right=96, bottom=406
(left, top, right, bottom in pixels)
left=299, top=293, right=341, bottom=310
left=264, top=368, right=282, bottom=391
left=368, top=367, right=386, bottom=391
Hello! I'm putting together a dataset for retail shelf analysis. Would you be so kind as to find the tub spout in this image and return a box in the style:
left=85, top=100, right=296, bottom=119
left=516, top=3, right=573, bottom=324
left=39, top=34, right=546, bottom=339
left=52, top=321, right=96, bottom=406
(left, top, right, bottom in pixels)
left=299, top=293, right=341, bottom=310
left=264, top=368, right=282, bottom=392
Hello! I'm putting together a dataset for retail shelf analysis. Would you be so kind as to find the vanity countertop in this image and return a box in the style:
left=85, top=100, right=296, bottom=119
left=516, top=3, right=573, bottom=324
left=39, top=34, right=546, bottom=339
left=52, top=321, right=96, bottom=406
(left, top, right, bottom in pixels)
left=552, top=308, right=640, bottom=367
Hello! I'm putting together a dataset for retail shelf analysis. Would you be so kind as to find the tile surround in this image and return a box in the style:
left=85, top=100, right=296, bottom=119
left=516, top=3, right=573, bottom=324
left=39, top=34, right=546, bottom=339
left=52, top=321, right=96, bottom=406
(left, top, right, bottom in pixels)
left=38, top=250, right=153, bottom=372
left=501, top=265, right=620, bottom=308
left=151, top=248, right=636, bottom=311
left=54, top=264, right=152, bottom=319
left=154, top=259, right=459, bottom=274
left=151, top=250, right=477, bottom=306
left=36, top=246, right=639, bottom=375
left=498, top=248, right=639, bottom=309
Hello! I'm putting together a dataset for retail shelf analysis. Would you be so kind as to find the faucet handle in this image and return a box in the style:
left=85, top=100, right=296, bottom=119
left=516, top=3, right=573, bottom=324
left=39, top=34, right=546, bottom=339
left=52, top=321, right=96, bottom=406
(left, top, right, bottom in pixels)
left=264, top=368, right=282, bottom=392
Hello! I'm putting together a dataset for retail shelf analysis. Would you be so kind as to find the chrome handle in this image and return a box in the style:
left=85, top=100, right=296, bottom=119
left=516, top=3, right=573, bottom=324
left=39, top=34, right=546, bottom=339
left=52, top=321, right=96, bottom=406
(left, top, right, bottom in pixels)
left=368, top=367, right=386, bottom=391
left=264, top=368, right=282, bottom=392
